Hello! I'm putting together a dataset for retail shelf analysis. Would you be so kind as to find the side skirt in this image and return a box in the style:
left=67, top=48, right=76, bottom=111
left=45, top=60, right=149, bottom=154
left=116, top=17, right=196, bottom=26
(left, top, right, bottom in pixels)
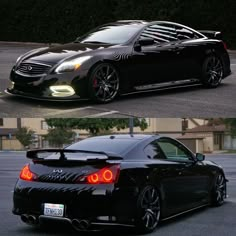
left=161, top=203, right=209, bottom=222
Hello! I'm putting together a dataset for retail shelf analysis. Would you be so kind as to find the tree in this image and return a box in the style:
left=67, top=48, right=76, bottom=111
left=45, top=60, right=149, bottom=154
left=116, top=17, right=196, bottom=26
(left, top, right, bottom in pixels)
left=224, top=119, right=236, bottom=137
left=44, top=128, right=76, bottom=147
left=45, top=118, right=148, bottom=135
left=15, top=127, right=35, bottom=148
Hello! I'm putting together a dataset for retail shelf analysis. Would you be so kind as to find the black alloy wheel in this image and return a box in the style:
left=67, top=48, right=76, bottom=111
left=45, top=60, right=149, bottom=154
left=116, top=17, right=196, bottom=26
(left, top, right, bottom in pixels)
left=212, top=173, right=226, bottom=206
left=202, top=56, right=223, bottom=88
left=89, top=63, right=120, bottom=103
left=136, top=186, right=161, bottom=233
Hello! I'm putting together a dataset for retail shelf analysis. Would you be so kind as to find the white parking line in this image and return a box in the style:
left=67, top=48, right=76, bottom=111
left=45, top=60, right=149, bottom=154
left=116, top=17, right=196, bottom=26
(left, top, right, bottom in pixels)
left=45, top=106, right=93, bottom=116
left=82, top=111, right=119, bottom=118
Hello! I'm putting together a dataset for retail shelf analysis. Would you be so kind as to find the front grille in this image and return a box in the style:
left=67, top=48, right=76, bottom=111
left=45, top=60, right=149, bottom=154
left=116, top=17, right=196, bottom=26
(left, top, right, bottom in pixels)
left=16, top=62, right=52, bottom=76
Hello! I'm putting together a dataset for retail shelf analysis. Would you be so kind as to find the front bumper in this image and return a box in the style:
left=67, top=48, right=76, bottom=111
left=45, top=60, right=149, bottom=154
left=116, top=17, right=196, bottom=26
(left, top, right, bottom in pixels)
left=7, top=68, right=90, bottom=101
left=13, top=179, right=139, bottom=225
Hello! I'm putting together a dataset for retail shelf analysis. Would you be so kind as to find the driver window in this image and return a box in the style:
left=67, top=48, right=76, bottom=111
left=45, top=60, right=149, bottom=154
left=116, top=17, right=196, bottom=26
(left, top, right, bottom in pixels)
left=140, top=23, right=178, bottom=45
left=157, top=138, right=193, bottom=162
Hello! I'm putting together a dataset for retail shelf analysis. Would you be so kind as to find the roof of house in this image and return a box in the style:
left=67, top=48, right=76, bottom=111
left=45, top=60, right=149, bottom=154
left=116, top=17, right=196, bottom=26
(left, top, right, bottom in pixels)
left=178, top=134, right=206, bottom=140
left=186, top=124, right=227, bottom=133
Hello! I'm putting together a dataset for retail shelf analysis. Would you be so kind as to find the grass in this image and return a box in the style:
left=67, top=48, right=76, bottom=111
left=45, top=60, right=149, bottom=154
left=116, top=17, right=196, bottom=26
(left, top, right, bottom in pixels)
left=224, top=150, right=236, bottom=154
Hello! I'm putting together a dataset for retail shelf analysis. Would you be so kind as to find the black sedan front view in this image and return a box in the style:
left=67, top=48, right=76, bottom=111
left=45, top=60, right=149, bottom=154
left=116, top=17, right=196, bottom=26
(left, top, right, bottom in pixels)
left=13, top=135, right=227, bottom=233
left=6, top=20, right=231, bottom=103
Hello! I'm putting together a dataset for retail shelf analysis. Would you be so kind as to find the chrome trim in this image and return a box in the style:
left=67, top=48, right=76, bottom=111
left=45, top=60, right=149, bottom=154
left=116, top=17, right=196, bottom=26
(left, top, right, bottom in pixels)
left=25, top=61, right=52, bottom=67
left=15, top=70, right=46, bottom=78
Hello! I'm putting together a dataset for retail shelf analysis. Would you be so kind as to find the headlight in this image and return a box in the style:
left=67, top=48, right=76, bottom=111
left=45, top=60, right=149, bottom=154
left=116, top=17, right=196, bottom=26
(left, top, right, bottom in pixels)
left=55, top=56, right=91, bottom=73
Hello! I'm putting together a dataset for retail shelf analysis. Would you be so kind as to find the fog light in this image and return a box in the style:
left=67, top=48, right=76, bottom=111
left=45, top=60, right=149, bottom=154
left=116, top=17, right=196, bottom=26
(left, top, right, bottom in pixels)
left=50, top=85, right=75, bottom=97
left=9, top=81, right=15, bottom=89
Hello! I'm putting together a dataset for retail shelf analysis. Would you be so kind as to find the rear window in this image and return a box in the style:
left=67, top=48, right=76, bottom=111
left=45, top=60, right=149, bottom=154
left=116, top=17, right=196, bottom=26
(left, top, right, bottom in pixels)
left=66, top=138, right=140, bottom=155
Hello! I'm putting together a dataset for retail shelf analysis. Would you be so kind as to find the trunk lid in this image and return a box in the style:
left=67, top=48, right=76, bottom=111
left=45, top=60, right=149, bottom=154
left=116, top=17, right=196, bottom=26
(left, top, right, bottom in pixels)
left=26, top=149, right=122, bottom=184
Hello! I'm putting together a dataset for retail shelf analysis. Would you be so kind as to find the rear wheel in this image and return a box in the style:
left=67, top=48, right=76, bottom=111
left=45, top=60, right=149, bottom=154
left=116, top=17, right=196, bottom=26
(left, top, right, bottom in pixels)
left=202, top=56, right=223, bottom=88
left=88, top=63, right=120, bottom=103
left=211, top=173, right=226, bottom=206
left=135, top=186, right=161, bottom=233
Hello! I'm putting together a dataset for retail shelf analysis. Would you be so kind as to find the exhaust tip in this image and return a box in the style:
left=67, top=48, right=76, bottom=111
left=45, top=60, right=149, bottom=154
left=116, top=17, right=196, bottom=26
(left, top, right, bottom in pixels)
left=72, top=219, right=90, bottom=231
left=21, top=214, right=29, bottom=223
left=28, top=215, right=37, bottom=225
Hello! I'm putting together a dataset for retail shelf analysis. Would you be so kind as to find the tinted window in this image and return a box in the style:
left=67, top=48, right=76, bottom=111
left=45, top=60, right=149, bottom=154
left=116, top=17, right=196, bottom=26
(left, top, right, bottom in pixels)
left=66, top=138, right=140, bottom=155
left=157, top=138, right=193, bottom=161
left=175, top=26, right=199, bottom=40
left=78, top=24, right=143, bottom=44
left=144, top=141, right=165, bottom=159
left=140, top=23, right=178, bottom=44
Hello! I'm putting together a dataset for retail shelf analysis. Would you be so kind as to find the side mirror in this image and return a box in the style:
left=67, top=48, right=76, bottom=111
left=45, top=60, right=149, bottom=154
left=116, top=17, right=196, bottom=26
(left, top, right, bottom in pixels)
left=134, top=38, right=155, bottom=51
left=196, top=153, right=205, bottom=161
left=139, top=38, right=155, bottom=46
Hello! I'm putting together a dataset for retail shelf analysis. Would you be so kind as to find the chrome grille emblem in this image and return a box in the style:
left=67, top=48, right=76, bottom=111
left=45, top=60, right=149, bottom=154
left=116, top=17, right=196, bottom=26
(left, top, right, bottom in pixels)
left=27, top=66, right=33, bottom=71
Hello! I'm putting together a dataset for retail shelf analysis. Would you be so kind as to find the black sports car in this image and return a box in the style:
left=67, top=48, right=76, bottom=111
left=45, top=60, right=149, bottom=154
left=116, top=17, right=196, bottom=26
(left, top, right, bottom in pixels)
left=6, top=20, right=231, bottom=103
left=13, top=134, right=227, bottom=233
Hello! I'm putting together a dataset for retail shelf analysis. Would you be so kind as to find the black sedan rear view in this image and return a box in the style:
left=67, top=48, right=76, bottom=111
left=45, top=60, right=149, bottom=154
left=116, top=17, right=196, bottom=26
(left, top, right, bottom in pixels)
left=6, top=20, right=231, bottom=103
left=13, top=135, right=227, bottom=233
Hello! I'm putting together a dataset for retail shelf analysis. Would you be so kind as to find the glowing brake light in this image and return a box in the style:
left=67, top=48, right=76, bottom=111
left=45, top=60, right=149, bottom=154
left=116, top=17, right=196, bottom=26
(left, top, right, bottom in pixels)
left=86, top=165, right=120, bottom=184
left=19, top=164, right=37, bottom=181
left=223, top=41, right=227, bottom=50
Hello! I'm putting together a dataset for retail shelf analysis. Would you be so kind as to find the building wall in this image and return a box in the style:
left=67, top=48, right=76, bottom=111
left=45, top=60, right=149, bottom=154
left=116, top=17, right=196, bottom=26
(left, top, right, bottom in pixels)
left=0, top=118, right=18, bottom=128
left=203, top=136, right=214, bottom=153
left=187, top=119, right=208, bottom=129
left=115, top=118, right=183, bottom=134
left=1, top=137, right=23, bottom=150
left=21, top=118, right=48, bottom=135
left=224, top=135, right=236, bottom=150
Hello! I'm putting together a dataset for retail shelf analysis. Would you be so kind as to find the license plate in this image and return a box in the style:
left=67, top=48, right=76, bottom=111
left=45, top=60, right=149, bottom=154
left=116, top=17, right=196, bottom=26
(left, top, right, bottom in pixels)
left=43, top=203, right=64, bottom=217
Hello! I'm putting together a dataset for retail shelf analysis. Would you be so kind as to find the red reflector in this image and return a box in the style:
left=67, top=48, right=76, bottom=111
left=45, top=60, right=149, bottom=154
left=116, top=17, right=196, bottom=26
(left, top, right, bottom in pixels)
left=86, top=165, right=120, bottom=184
left=19, top=164, right=37, bottom=181
left=223, top=42, right=227, bottom=50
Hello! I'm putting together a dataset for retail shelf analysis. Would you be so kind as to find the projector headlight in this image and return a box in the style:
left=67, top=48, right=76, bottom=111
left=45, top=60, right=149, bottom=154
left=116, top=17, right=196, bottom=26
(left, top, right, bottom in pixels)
left=55, top=56, right=91, bottom=73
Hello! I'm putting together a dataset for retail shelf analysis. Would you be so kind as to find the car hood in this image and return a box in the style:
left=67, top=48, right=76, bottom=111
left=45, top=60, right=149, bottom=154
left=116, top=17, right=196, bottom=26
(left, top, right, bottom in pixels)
left=24, top=42, right=113, bottom=65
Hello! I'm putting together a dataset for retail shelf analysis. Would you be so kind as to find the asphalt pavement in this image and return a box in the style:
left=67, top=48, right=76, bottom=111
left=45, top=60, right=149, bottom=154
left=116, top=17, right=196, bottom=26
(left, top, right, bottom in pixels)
left=0, top=42, right=236, bottom=117
left=0, top=152, right=236, bottom=236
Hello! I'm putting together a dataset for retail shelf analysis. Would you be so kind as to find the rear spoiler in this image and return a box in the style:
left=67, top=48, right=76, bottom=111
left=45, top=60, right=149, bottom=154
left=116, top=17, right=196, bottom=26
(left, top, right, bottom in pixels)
left=26, top=149, right=123, bottom=161
left=198, top=30, right=223, bottom=40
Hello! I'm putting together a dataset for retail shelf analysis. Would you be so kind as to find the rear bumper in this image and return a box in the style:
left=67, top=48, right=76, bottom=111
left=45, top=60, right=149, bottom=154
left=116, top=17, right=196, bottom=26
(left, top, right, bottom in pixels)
left=13, top=179, right=138, bottom=225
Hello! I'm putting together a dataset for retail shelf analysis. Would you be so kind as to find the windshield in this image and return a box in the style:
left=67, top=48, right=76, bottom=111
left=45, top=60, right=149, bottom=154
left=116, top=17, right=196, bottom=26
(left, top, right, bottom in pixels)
left=77, top=24, right=143, bottom=44
left=66, top=138, right=140, bottom=155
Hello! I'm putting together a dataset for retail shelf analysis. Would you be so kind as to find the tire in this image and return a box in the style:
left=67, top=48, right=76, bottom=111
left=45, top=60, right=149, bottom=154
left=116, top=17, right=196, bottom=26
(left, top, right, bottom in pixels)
left=88, top=63, right=120, bottom=103
left=135, top=186, right=161, bottom=234
left=201, top=55, right=223, bottom=88
left=211, top=173, right=226, bottom=206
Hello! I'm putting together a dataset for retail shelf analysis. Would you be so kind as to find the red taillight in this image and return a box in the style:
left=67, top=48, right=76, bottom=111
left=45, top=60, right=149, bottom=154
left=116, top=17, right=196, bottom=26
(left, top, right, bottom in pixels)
left=19, top=164, right=37, bottom=181
left=223, top=41, right=227, bottom=50
left=86, top=165, right=120, bottom=184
